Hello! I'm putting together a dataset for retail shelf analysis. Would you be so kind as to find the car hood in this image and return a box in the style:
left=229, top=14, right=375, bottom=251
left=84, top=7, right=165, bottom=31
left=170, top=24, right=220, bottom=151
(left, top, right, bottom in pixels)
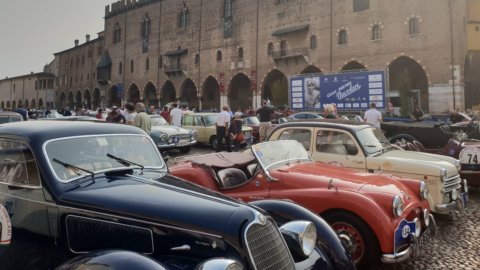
left=151, top=125, right=191, bottom=136
left=281, top=162, right=410, bottom=197
left=374, top=149, right=458, bottom=176
left=58, top=173, right=249, bottom=237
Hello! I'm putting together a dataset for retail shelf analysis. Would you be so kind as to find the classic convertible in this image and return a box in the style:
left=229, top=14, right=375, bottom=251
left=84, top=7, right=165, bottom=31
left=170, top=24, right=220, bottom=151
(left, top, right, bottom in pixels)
left=267, top=120, right=468, bottom=215
left=171, top=140, right=435, bottom=270
left=0, top=121, right=354, bottom=270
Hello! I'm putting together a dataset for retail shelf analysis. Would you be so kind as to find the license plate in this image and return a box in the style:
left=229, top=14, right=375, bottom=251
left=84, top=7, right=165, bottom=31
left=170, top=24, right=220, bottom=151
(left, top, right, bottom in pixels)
left=178, top=141, right=189, bottom=146
left=417, top=227, right=432, bottom=248
left=460, top=147, right=480, bottom=164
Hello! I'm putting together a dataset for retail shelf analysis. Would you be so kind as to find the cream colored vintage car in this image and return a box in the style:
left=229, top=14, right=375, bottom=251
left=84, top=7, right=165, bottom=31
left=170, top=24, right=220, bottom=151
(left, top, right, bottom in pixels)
left=267, top=120, right=468, bottom=214
left=182, top=113, right=253, bottom=150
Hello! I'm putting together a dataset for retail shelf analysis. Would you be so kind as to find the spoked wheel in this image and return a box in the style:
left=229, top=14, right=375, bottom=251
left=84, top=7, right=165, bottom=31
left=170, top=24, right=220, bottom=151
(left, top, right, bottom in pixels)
left=325, top=212, right=380, bottom=270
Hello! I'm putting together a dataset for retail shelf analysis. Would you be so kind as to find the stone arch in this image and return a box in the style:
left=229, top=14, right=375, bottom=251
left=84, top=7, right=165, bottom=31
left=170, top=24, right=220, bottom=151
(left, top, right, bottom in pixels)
left=6, top=101, right=11, bottom=110
left=75, top=90, right=82, bottom=109
left=0, top=101, right=4, bottom=110
left=31, top=99, right=36, bottom=109
left=24, top=99, right=29, bottom=109
left=144, top=82, right=158, bottom=108
left=93, top=88, right=101, bottom=109
left=59, top=93, right=66, bottom=108
left=68, top=91, right=74, bottom=108
left=201, top=76, right=220, bottom=111
left=262, top=69, right=288, bottom=107
left=389, top=56, right=429, bottom=113
left=228, top=73, right=252, bottom=111
left=300, top=65, right=322, bottom=75
left=38, top=98, right=44, bottom=109
left=108, top=85, right=122, bottom=107
left=127, top=84, right=141, bottom=105
left=18, top=100, right=23, bottom=109
left=84, top=89, right=91, bottom=109
left=342, top=61, right=367, bottom=71
left=180, top=78, right=199, bottom=109
left=160, top=80, right=176, bottom=106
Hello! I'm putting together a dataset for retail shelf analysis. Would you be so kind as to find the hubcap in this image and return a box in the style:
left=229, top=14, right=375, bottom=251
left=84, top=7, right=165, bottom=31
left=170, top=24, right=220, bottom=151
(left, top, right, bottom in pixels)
left=332, top=222, right=365, bottom=263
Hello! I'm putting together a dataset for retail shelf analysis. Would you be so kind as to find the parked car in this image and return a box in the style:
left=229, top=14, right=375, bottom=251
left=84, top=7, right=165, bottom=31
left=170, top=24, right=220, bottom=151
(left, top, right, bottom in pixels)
left=182, top=113, right=253, bottom=150
left=241, top=116, right=260, bottom=143
left=170, top=140, right=435, bottom=269
left=0, top=121, right=354, bottom=270
left=0, top=112, right=22, bottom=123
left=381, top=115, right=480, bottom=149
left=44, top=116, right=103, bottom=122
left=288, top=112, right=325, bottom=121
left=149, top=115, right=197, bottom=153
left=267, top=120, right=468, bottom=215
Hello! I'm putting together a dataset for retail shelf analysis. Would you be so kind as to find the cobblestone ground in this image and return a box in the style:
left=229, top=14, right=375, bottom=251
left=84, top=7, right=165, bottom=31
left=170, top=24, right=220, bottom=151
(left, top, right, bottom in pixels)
left=167, top=146, right=480, bottom=270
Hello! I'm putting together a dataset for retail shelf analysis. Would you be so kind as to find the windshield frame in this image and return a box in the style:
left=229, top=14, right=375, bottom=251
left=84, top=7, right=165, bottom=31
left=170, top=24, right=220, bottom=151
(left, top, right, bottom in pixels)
left=355, top=127, right=392, bottom=155
left=42, top=133, right=167, bottom=183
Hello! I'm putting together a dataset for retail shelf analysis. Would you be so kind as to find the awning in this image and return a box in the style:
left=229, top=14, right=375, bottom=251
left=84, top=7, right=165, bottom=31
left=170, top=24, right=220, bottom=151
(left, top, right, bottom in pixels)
left=96, top=51, right=112, bottom=69
left=164, top=48, right=188, bottom=57
left=271, top=24, right=309, bottom=36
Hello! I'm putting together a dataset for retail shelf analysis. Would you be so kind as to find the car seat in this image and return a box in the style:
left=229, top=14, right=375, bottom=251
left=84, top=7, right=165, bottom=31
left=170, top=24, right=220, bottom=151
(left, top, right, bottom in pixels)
left=217, top=168, right=248, bottom=188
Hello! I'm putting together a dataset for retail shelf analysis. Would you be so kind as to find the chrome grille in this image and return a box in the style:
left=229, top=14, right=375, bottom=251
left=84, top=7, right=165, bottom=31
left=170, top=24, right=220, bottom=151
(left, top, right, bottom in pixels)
left=245, top=219, right=295, bottom=270
left=444, top=174, right=462, bottom=193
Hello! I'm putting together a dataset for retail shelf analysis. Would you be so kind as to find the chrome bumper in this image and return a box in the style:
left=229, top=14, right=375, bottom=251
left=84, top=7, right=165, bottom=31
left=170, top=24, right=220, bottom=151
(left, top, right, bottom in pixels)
left=381, top=247, right=413, bottom=264
left=157, top=140, right=197, bottom=149
left=435, top=193, right=467, bottom=213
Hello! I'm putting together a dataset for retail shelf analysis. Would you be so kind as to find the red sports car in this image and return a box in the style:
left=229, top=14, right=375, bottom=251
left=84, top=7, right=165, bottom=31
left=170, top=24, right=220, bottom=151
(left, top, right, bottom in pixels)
left=170, top=140, right=435, bottom=269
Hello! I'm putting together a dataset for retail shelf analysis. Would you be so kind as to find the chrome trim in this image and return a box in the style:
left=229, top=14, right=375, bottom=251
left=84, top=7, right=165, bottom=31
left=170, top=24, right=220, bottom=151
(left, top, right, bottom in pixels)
left=65, top=215, right=155, bottom=255
left=280, top=221, right=317, bottom=257
left=435, top=194, right=466, bottom=213
left=196, top=258, right=244, bottom=270
left=157, top=140, right=197, bottom=149
left=381, top=246, right=412, bottom=264
left=41, top=134, right=166, bottom=184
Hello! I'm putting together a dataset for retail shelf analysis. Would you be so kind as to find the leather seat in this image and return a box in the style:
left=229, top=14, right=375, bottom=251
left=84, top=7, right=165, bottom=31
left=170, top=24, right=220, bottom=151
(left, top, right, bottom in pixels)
left=247, top=163, right=258, bottom=177
left=217, top=168, right=248, bottom=188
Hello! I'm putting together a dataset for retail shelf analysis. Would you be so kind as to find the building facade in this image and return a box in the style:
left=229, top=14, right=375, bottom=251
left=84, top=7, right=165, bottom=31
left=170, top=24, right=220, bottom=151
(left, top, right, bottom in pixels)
left=0, top=72, right=55, bottom=110
left=55, top=0, right=473, bottom=113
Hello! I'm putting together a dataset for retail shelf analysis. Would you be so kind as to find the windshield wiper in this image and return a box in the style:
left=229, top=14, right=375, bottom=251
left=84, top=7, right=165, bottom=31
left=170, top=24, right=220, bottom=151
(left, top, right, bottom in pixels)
left=53, top=158, right=94, bottom=179
left=106, top=153, right=144, bottom=171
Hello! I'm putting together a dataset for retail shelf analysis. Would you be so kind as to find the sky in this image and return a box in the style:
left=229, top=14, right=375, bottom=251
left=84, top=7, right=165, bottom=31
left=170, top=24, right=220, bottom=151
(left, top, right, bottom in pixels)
left=0, top=0, right=113, bottom=79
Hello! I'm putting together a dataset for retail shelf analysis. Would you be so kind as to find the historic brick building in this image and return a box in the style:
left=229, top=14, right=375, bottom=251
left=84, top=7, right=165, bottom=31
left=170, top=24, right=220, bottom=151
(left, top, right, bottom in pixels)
left=54, top=0, right=476, bottom=113
left=0, top=72, right=55, bottom=110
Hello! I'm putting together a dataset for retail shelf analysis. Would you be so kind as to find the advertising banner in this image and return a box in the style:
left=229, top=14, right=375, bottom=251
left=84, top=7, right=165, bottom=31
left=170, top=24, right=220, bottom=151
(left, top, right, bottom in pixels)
left=289, top=70, right=386, bottom=111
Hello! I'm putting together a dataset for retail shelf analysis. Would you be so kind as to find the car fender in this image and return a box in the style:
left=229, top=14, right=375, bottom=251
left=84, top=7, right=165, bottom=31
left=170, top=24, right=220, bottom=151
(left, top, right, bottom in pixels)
left=55, top=250, right=167, bottom=270
left=0, top=204, right=12, bottom=256
left=249, top=199, right=356, bottom=270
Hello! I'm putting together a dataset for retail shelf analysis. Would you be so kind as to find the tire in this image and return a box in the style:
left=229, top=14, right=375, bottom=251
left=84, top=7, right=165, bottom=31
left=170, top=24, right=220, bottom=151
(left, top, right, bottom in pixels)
left=323, top=211, right=380, bottom=270
left=210, top=136, right=218, bottom=151
left=179, top=146, right=191, bottom=154
left=388, top=133, right=418, bottom=144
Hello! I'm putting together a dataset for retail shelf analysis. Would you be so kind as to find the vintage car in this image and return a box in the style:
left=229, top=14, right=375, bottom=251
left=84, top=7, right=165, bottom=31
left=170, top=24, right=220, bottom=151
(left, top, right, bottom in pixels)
left=149, top=115, right=197, bottom=153
left=0, top=112, right=23, bottom=124
left=288, top=112, right=325, bottom=121
left=0, top=121, right=355, bottom=270
left=171, top=140, right=435, bottom=269
left=382, top=116, right=480, bottom=149
left=240, top=116, right=260, bottom=143
left=267, top=120, right=468, bottom=215
left=181, top=113, right=253, bottom=150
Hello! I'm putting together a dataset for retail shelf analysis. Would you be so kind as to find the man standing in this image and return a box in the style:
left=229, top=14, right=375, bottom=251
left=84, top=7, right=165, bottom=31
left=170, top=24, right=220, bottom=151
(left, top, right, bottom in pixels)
left=256, top=100, right=275, bottom=142
left=133, top=102, right=152, bottom=133
left=169, top=103, right=183, bottom=127
left=364, top=102, right=382, bottom=128
left=215, top=105, right=232, bottom=152
left=160, top=106, right=170, bottom=122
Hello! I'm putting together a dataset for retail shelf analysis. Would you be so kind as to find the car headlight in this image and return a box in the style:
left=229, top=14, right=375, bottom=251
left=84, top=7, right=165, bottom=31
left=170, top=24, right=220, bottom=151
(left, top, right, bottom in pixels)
left=280, top=221, right=317, bottom=257
left=413, top=218, right=421, bottom=238
left=196, top=258, right=244, bottom=270
left=392, top=196, right=404, bottom=218
left=191, top=130, right=198, bottom=140
left=423, top=209, right=430, bottom=227
left=419, top=181, right=429, bottom=201
left=440, top=168, right=447, bottom=182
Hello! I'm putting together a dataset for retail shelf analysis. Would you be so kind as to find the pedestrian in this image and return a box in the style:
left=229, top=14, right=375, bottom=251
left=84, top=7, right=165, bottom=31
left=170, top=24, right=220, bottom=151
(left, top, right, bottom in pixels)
left=256, top=100, right=275, bottom=142
left=133, top=102, right=152, bottom=133
left=106, top=106, right=126, bottom=124
left=229, top=112, right=244, bottom=152
left=215, top=105, right=232, bottom=152
left=169, top=103, right=183, bottom=127
left=247, top=106, right=255, bottom=116
left=63, top=107, right=72, bottom=116
left=124, top=102, right=137, bottom=125
left=160, top=106, right=170, bottom=122
left=148, top=105, right=157, bottom=115
left=364, top=102, right=382, bottom=128
left=324, top=104, right=337, bottom=119
left=411, top=105, right=424, bottom=121
left=95, top=108, right=103, bottom=120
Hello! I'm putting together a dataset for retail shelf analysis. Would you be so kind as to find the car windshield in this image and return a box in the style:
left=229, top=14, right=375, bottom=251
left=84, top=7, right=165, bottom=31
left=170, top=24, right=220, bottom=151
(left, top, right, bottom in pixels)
left=151, top=116, right=168, bottom=126
left=0, top=116, right=22, bottom=123
left=204, top=115, right=217, bottom=126
left=45, top=135, right=165, bottom=182
left=252, top=140, right=312, bottom=171
left=245, top=117, right=260, bottom=125
left=356, top=127, right=391, bottom=154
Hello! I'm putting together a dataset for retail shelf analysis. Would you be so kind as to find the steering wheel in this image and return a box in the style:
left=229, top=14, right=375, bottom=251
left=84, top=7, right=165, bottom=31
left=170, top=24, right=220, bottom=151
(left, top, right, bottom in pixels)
left=465, top=116, right=479, bottom=134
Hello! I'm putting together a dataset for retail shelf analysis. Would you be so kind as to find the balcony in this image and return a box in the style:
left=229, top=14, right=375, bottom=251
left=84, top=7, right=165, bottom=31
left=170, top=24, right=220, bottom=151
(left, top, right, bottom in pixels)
left=270, top=47, right=308, bottom=64
left=164, top=64, right=187, bottom=76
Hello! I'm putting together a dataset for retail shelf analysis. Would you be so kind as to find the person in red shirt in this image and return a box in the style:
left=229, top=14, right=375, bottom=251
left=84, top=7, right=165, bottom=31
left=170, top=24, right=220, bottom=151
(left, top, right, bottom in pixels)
left=95, top=109, right=103, bottom=120
left=160, top=106, right=170, bottom=122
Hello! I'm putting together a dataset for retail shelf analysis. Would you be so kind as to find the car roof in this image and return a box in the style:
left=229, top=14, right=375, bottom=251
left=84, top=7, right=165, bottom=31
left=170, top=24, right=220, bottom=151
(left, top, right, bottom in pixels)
left=274, top=119, right=371, bottom=133
left=0, top=121, right=146, bottom=142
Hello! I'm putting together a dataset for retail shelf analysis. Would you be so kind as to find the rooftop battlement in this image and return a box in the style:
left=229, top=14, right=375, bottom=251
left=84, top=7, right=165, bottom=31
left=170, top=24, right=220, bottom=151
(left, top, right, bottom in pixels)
left=105, top=0, right=161, bottom=18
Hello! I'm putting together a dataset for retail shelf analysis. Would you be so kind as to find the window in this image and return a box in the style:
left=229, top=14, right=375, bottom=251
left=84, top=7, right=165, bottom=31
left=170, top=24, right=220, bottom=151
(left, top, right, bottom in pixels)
left=267, top=42, right=274, bottom=55
left=113, top=23, right=122, bottom=43
left=158, top=56, right=163, bottom=69
left=277, top=0, right=289, bottom=4
left=87, top=74, right=90, bottom=81
left=280, top=40, right=287, bottom=56
left=76, top=56, right=80, bottom=66
left=409, top=18, right=419, bottom=35
left=119, top=62, right=123, bottom=74
left=130, top=60, right=134, bottom=73
left=371, top=24, right=381, bottom=40
left=146, top=57, right=150, bottom=71
left=0, top=140, right=41, bottom=187
left=476, top=26, right=480, bottom=32
left=88, top=49, right=92, bottom=58
left=194, top=53, right=200, bottom=65
left=278, top=129, right=312, bottom=150
left=353, top=0, right=369, bottom=12
left=310, top=35, right=317, bottom=49
left=238, top=47, right=244, bottom=60
left=183, top=115, right=194, bottom=126
left=216, top=50, right=223, bottom=62
left=224, top=0, right=233, bottom=18
left=338, top=30, right=348, bottom=45
left=178, top=9, right=190, bottom=28
left=193, top=116, right=204, bottom=126
left=82, top=55, right=85, bottom=65
left=316, top=130, right=358, bottom=155
left=97, top=45, right=103, bottom=56
left=70, top=59, right=74, bottom=67
left=141, top=14, right=151, bottom=38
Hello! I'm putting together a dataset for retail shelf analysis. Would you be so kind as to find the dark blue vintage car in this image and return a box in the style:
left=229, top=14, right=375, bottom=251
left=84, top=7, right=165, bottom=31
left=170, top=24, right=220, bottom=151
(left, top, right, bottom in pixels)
left=0, top=121, right=354, bottom=270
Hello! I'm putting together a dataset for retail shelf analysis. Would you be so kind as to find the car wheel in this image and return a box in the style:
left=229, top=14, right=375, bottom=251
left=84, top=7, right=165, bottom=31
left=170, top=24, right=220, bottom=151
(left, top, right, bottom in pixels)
left=179, top=146, right=191, bottom=154
left=210, top=136, right=218, bottom=151
left=324, top=211, right=380, bottom=270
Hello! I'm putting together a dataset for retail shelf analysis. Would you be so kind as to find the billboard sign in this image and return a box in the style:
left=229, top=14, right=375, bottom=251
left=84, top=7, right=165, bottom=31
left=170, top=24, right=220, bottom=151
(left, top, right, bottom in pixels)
left=289, top=70, right=386, bottom=111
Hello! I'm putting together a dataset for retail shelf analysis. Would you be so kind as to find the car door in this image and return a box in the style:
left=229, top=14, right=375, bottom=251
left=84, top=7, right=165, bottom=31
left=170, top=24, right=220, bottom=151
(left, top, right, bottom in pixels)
left=0, top=139, right=56, bottom=269
left=193, top=115, right=207, bottom=142
left=223, top=173, right=270, bottom=202
left=311, top=128, right=367, bottom=170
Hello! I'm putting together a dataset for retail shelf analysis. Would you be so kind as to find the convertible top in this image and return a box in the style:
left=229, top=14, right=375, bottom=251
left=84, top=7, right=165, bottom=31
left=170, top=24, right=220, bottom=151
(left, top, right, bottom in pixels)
left=179, top=152, right=255, bottom=169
